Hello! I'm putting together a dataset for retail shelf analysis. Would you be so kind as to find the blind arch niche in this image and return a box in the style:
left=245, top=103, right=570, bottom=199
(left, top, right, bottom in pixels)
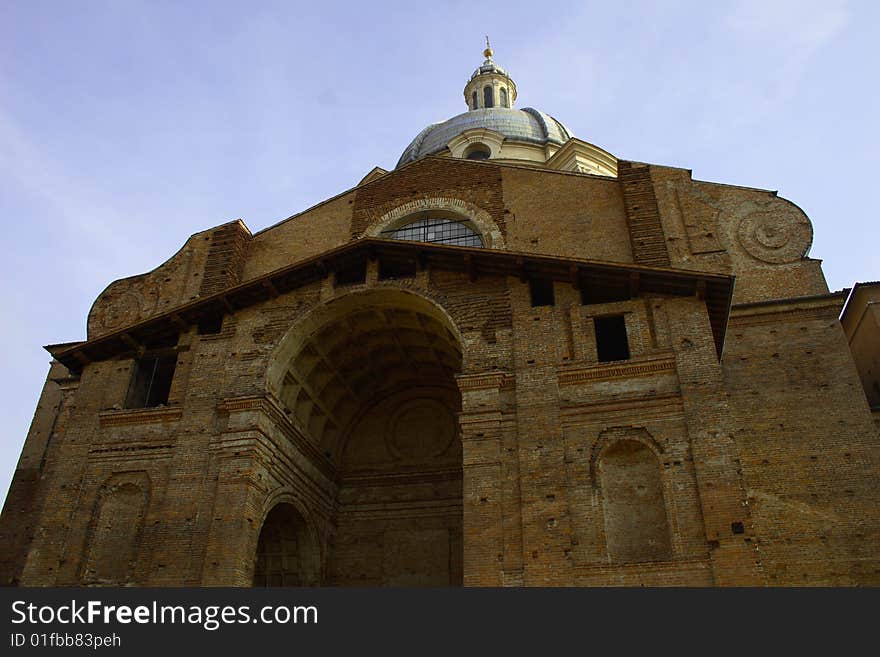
left=597, top=438, right=672, bottom=564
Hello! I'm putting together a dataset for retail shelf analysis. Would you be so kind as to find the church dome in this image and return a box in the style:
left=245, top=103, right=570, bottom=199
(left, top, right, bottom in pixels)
left=392, top=40, right=615, bottom=177
left=395, top=40, right=579, bottom=170
left=396, top=107, right=573, bottom=168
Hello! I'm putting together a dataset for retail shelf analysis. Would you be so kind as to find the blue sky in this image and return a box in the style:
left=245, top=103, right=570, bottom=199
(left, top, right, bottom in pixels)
left=1, top=0, right=877, bottom=507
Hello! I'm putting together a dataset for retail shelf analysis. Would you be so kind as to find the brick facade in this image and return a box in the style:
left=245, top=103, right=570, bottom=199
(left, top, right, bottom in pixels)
left=1, top=155, right=877, bottom=587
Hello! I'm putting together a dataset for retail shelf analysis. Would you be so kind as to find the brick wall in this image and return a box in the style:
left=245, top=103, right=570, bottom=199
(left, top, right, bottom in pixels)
left=4, top=156, right=878, bottom=587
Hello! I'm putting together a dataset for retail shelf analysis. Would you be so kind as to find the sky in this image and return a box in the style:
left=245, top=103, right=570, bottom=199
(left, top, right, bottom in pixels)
left=0, top=0, right=877, bottom=508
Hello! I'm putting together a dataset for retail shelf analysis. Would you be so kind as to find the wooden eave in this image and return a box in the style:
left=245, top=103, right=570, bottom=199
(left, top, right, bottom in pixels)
left=46, top=238, right=734, bottom=372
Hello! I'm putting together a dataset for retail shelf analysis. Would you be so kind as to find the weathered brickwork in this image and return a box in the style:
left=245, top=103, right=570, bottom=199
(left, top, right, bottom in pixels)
left=650, top=164, right=827, bottom=304
left=617, top=161, right=671, bottom=267
left=198, top=220, right=251, bottom=296
left=352, top=158, right=507, bottom=240
left=242, top=193, right=355, bottom=280
left=499, top=166, right=632, bottom=263
left=724, top=296, right=880, bottom=584
left=1, top=153, right=877, bottom=587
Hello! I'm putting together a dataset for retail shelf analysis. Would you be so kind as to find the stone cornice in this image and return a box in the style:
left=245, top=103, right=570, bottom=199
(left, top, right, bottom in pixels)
left=730, top=291, right=848, bottom=327
left=557, top=354, right=676, bottom=386
left=216, top=394, right=337, bottom=482
left=731, top=291, right=848, bottom=315
left=456, top=372, right=514, bottom=391
left=559, top=393, right=683, bottom=422
left=98, top=406, right=183, bottom=427
left=341, top=467, right=462, bottom=488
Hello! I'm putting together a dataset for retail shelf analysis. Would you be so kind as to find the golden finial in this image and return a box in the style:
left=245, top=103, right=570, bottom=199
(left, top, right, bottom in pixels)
left=483, top=36, right=493, bottom=59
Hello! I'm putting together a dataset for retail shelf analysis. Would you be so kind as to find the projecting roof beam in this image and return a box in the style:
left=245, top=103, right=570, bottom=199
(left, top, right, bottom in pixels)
left=629, top=272, right=640, bottom=298
left=170, top=314, right=188, bottom=331
left=416, top=251, right=428, bottom=272
left=47, top=237, right=734, bottom=371
left=464, top=254, right=477, bottom=282
left=262, top=279, right=280, bottom=299
left=219, top=295, right=235, bottom=313
left=120, top=333, right=140, bottom=351
left=515, top=257, right=527, bottom=283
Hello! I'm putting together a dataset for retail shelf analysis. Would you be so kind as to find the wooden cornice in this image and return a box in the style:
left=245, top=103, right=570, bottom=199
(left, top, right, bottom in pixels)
left=46, top=238, right=734, bottom=372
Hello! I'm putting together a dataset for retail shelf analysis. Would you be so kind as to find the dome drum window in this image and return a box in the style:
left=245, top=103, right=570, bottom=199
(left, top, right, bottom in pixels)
left=464, top=143, right=491, bottom=160
left=380, top=217, right=484, bottom=248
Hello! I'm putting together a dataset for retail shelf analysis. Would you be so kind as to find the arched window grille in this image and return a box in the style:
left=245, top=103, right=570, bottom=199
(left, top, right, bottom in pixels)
left=483, top=86, right=494, bottom=108
left=500, top=87, right=508, bottom=107
left=381, top=217, right=484, bottom=248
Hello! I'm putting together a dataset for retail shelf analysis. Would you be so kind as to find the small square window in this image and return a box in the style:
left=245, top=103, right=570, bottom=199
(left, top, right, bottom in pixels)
left=335, top=260, right=367, bottom=286
left=125, top=353, right=177, bottom=408
left=197, top=314, right=223, bottom=335
left=595, top=315, right=630, bottom=362
left=529, top=279, right=555, bottom=307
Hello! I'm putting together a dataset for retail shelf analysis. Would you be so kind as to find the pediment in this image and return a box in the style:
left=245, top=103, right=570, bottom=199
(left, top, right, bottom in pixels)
left=545, top=137, right=618, bottom=177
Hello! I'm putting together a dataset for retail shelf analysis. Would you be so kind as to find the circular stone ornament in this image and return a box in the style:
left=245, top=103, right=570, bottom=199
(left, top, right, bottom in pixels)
left=736, top=203, right=812, bottom=264
left=98, top=290, right=144, bottom=332
left=387, top=399, right=455, bottom=460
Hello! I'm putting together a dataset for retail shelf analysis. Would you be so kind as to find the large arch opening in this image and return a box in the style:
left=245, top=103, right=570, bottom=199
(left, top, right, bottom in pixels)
left=268, top=289, right=464, bottom=586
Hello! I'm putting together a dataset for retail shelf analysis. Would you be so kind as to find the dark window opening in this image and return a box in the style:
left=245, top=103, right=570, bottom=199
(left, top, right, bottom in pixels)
left=731, top=521, right=745, bottom=535
left=471, top=91, right=478, bottom=109
left=335, top=260, right=367, bottom=286
left=380, top=217, right=483, bottom=248
left=500, top=87, right=508, bottom=107
left=197, top=314, right=223, bottom=335
left=529, top=279, right=555, bottom=307
left=125, top=353, right=177, bottom=408
left=465, top=144, right=491, bottom=160
left=595, top=315, right=630, bottom=362
left=483, top=86, right=494, bottom=108
left=379, top=258, right=417, bottom=280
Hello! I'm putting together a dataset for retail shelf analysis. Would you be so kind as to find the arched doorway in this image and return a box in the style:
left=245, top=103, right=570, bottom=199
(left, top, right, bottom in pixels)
left=253, top=503, right=320, bottom=587
left=267, top=289, right=464, bottom=586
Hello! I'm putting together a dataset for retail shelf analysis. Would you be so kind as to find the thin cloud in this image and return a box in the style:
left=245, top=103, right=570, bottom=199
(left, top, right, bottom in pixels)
left=715, top=0, right=850, bottom=124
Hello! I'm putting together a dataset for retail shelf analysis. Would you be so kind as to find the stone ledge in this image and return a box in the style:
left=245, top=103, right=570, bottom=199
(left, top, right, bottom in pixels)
left=98, top=406, right=183, bottom=427
left=557, top=354, right=676, bottom=386
left=456, top=372, right=514, bottom=391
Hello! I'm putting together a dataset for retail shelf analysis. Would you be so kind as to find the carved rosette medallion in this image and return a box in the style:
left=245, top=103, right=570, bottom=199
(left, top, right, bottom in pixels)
left=735, top=202, right=812, bottom=264
left=98, top=290, right=144, bottom=332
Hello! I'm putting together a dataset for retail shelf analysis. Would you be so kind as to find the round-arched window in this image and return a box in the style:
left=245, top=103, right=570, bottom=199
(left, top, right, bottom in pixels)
left=464, top=143, right=491, bottom=160
left=483, top=85, right=494, bottom=108
left=500, top=87, right=508, bottom=107
left=380, top=216, right=484, bottom=248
